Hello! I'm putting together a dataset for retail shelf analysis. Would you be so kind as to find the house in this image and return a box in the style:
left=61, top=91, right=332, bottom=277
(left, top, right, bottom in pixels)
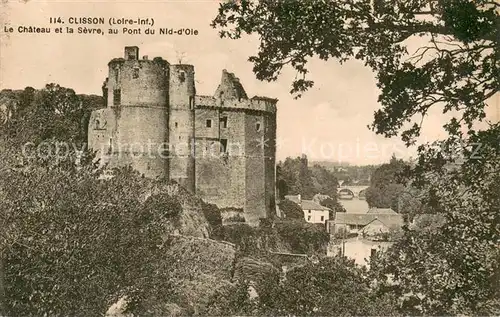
left=366, top=207, right=397, bottom=214
left=333, top=210, right=403, bottom=236
left=284, top=194, right=331, bottom=225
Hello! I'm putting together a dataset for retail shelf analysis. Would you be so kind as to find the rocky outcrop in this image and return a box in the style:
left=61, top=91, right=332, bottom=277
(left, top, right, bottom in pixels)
left=141, top=182, right=211, bottom=238
left=161, top=234, right=237, bottom=315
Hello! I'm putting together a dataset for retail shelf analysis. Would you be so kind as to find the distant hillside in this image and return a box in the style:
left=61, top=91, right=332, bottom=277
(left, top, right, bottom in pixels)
left=311, top=160, right=379, bottom=186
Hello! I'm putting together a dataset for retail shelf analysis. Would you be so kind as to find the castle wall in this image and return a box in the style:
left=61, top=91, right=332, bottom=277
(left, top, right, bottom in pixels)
left=244, top=112, right=267, bottom=223
left=169, top=64, right=196, bottom=192
left=88, top=108, right=113, bottom=153
left=107, top=59, right=169, bottom=108
left=194, top=107, right=246, bottom=212
left=95, top=49, right=171, bottom=179
left=110, top=106, right=169, bottom=178
left=264, top=113, right=277, bottom=217
left=89, top=48, right=277, bottom=226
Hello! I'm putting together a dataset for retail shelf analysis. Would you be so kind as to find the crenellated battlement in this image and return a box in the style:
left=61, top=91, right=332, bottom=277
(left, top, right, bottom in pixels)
left=195, top=94, right=277, bottom=113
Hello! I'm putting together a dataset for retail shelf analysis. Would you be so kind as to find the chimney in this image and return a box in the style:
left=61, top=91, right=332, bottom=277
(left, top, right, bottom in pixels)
left=124, top=46, right=139, bottom=60
left=143, top=55, right=149, bottom=60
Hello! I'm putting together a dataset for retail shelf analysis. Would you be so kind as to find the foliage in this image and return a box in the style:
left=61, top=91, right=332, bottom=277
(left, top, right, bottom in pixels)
left=274, top=220, right=329, bottom=255
left=261, top=256, right=399, bottom=316
left=365, top=155, right=410, bottom=212
left=212, top=1, right=499, bottom=314
left=277, top=155, right=341, bottom=202
left=205, top=256, right=400, bottom=316
left=0, top=84, right=103, bottom=147
left=218, top=218, right=329, bottom=257
left=211, top=1, right=498, bottom=131
left=314, top=194, right=346, bottom=218
left=203, top=280, right=257, bottom=316
left=310, top=164, right=339, bottom=197
left=277, top=199, right=304, bottom=219
left=277, top=155, right=316, bottom=199
left=314, top=162, right=378, bottom=186
left=0, top=143, right=187, bottom=316
left=217, top=223, right=266, bottom=256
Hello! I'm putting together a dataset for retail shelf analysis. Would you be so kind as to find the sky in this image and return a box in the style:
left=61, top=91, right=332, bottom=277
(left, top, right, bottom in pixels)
left=1, top=0, right=498, bottom=165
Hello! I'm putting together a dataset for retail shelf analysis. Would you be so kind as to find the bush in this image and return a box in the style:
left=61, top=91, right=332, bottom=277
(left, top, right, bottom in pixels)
left=0, top=151, right=184, bottom=316
left=275, top=220, right=329, bottom=254
left=264, top=256, right=400, bottom=316
left=278, top=199, right=304, bottom=220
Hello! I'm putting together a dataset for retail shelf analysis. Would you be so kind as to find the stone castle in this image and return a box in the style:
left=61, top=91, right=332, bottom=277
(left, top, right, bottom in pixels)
left=88, top=46, right=277, bottom=225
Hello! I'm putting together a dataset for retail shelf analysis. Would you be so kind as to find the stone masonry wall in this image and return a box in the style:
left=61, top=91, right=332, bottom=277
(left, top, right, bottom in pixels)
left=89, top=48, right=277, bottom=226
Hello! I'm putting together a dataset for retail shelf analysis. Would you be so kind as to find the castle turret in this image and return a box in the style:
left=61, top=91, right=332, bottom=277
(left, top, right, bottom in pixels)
left=168, top=64, right=196, bottom=192
left=105, top=46, right=170, bottom=178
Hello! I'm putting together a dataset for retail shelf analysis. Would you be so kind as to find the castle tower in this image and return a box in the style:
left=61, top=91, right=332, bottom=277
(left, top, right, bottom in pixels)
left=168, top=64, right=196, bottom=192
left=105, top=46, right=170, bottom=178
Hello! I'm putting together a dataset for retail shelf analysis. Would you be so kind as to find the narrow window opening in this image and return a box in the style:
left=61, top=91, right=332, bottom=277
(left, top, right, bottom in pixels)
left=174, top=122, right=178, bottom=128
left=256, top=122, right=261, bottom=132
left=108, top=138, right=112, bottom=154
left=220, top=116, right=228, bottom=128
left=189, top=96, right=194, bottom=110
left=320, top=216, right=324, bottom=222
left=179, top=71, right=186, bottom=82
left=113, top=89, right=121, bottom=106
left=220, top=139, right=228, bottom=153
left=132, top=68, right=139, bottom=79
left=206, top=119, right=212, bottom=128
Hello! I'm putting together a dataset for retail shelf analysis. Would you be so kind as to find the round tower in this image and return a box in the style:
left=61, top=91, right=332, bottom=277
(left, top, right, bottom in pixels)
left=168, top=64, right=196, bottom=192
left=106, top=46, right=170, bottom=178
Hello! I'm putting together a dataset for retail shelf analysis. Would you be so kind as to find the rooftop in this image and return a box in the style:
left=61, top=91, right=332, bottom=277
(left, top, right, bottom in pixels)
left=301, top=200, right=331, bottom=211
left=335, top=212, right=404, bottom=228
left=284, top=195, right=331, bottom=211
left=366, top=207, right=397, bottom=214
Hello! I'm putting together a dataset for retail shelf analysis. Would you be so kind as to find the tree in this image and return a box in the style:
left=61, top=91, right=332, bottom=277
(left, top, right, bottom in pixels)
left=365, top=155, right=409, bottom=212
left=310, top=164, right=339, bottom=197
left=277, top=155, right=316, bottom=199
left=1, top=84, right=102, bottom=147
left=277, top=156, right=341, bottom=200
left=212, top=1, right=499, bottom=314
left=212, top=1, right=498, bottom=116
left=277, top=199, right=304, bottom=219
left=313, top=194, right=346, bottom=219
left=260, top=256, right=399, bottom=316
left=0, top=143, right=183, bottom=316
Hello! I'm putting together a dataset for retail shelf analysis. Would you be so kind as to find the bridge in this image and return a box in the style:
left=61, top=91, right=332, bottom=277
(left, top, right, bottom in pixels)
left=337, top=185, right=369, bottom=198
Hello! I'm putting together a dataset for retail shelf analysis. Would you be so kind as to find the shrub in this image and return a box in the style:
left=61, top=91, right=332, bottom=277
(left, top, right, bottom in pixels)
left=275, top=220, right=329, bottom=254
left=277, top=199, right=304, bottom=220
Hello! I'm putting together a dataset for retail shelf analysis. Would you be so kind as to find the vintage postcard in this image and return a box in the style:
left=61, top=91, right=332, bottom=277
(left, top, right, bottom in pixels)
left=0, top=0, right=498, bottom=316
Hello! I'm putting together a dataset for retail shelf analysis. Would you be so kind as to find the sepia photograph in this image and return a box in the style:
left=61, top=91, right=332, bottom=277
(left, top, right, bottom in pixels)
left=0, top=0, right=498, bottom=316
